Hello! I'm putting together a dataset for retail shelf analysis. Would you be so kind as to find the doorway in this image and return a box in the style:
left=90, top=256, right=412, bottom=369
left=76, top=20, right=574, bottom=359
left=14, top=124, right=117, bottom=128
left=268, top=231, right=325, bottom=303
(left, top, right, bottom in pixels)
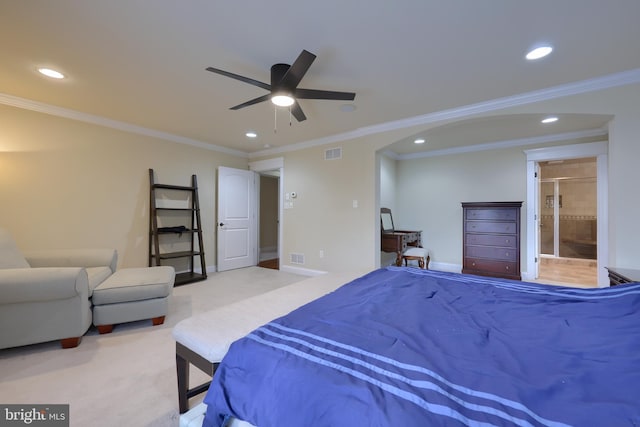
left=257, top=172, right=280, bottom=269
left=537, top=158, right=598, bottom=286
left=249, top=157, right=284, bottom=271
left=525, top=141, right=608, bottom=287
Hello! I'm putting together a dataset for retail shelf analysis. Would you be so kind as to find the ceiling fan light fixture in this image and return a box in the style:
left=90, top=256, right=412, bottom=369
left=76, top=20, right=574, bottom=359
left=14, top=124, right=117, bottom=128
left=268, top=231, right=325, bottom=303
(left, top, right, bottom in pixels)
left=271, top=94, right=295, bottom=107
left=541, top=116, right=558, bottom=124
left=414, top=138, right=426, bottom=144
left=206, top=50, right=356, bottom=122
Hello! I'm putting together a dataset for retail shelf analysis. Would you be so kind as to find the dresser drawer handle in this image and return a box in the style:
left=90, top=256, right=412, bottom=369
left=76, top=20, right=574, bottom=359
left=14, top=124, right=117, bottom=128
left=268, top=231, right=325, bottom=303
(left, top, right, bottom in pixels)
left=472, top=262, right=476, bottom=266
left=505, top=239, right=510, bottom=244
left=505, top=252, right=510, bottom=257
left=505, top=266, right=510, bottom=270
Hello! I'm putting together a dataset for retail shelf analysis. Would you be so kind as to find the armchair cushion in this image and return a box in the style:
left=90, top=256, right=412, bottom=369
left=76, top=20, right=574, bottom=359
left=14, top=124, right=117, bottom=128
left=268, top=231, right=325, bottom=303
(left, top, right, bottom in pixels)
left=0, top=267, right=89, bottom=304
left=24, top=248, right=117, bottom=295
left=0, top=228, right=30, bottom=269
left=24, top=248, right=117, bottom=271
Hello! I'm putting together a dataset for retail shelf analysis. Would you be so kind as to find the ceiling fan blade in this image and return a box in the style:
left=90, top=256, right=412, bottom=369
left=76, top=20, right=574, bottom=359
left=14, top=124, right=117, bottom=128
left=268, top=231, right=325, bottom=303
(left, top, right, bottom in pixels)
left=279, top=50, right=316, bottom=89
left=206, top=67, right=271, bottom=91
left=294, top=88, right=356, bottom=101
left=230, top=94, right=272, bottom=110
left=291, top=102, right=307, bottom=122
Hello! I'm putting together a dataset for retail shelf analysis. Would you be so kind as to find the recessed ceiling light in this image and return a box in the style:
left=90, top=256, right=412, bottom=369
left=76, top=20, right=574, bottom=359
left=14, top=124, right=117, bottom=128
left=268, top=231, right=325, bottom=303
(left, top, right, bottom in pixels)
left=414, top=138, right=425, bottom=144
left=526, top=46, right=553, bottom=60
left=246, top=131, right=257, bottom=138
left=38, top=68, right=65, bottom=79
left=541, top=116, right=558, bottom=124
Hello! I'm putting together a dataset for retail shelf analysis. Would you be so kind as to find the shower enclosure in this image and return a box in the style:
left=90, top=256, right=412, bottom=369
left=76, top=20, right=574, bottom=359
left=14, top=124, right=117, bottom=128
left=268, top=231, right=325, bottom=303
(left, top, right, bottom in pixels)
left=539, top=158, right=597, bottom=260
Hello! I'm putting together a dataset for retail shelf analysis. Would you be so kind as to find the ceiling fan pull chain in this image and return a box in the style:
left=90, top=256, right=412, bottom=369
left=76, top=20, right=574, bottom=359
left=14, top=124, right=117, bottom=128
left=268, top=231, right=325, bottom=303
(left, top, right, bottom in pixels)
left=289, top=106, right=292, bottom=126
left=274, top=106, right=277, bottom=134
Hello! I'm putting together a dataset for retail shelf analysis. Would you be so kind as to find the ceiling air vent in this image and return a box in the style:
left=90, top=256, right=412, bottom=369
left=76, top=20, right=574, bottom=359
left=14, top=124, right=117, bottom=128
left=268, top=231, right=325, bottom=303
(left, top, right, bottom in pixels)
left=324, top=147, right=342, bottom=160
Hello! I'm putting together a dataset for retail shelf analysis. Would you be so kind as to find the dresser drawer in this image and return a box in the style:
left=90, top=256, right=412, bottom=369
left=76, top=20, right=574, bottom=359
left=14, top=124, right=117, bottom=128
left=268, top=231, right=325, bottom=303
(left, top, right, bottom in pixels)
left=465, top=245, right=518, bottom=261
left=465, top=221, right=516, bottom=234
left=463, top=258, right=518, bottom=276
left=465, top=208, right=518, bottom=221
left=465, top=233, right=517, bottom=248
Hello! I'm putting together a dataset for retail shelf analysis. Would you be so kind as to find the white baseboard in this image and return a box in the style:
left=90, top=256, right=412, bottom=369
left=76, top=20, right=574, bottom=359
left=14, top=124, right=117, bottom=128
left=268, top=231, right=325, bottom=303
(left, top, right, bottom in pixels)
left=430, top=262, right=462, bottom=273
left=430, top=262, right=531, bottom=281
left=280, top=265, right=328, bottom=277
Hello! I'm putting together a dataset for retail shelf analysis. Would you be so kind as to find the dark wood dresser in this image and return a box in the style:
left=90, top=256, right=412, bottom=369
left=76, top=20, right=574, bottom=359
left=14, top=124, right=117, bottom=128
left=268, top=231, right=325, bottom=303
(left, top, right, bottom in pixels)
left=462, top=202, right=522, bottom=280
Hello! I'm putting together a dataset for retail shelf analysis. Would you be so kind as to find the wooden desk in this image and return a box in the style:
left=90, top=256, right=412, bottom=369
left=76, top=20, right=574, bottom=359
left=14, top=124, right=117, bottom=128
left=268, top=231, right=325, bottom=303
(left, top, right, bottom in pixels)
left=382, top=230, right=422, bottom=266
left=606, top=267, right=640, bottom=286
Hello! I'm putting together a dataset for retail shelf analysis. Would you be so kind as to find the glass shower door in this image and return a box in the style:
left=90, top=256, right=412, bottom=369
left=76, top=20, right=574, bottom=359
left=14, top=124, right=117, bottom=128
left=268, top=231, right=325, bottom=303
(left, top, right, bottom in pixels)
left=558, top=177, right=597, bottom=259
left=539, top=180, right=555, bottom=255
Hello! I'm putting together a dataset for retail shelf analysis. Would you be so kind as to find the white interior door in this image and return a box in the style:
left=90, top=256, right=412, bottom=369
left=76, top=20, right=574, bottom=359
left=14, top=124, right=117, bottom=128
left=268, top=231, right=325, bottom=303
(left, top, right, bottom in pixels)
left=217, top=167, right=257, bottom=271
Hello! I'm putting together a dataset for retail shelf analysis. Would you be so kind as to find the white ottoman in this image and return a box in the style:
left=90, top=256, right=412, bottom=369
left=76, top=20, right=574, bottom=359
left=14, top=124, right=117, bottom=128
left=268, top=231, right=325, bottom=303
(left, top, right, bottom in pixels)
left=402, top=247, right=430, bottom=269
left=92, top=266, right=175, bottom=334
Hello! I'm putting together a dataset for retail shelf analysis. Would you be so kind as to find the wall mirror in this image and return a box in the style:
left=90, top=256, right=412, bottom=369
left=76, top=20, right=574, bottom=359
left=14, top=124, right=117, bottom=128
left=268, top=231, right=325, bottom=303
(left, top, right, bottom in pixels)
left=380, top=207, right=395, bottom=233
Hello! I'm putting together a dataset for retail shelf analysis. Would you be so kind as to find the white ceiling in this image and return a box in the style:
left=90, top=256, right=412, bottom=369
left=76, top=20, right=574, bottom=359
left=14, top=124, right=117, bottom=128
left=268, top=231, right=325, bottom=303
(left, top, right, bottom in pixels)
left=1, top=1, right=639, bottom=156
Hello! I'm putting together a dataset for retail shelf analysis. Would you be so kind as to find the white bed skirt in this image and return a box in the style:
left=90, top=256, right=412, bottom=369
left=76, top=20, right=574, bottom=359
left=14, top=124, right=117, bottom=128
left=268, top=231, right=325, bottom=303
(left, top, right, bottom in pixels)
left=179, top=402, right=257, bottom=427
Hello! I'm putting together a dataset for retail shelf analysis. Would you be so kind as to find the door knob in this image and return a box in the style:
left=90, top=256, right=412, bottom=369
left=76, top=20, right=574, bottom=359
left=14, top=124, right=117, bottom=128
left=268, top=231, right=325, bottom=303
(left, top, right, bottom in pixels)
left=219, top=222, right=224, bottom=227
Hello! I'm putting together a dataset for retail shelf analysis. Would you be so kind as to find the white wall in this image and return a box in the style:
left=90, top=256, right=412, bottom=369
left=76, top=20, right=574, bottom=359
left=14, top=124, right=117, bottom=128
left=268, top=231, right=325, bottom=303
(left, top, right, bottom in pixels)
left=395, top=147, right=527, bottom=271
left=278, top=144, right=374, bottom=273
left=0, top=104, right=248, bottom=269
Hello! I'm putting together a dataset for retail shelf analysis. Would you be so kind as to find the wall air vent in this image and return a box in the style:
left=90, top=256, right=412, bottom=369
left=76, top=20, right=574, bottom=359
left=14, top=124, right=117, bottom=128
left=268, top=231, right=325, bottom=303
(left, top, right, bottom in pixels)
left=290, top=253, right=305, bottom=264
left=324, top=147, right=342, bottom=160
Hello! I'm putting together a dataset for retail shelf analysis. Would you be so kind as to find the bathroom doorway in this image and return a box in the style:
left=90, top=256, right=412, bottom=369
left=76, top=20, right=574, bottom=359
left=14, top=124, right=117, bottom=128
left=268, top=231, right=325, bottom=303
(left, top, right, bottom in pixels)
left=537, top=157, right=598, bottom=286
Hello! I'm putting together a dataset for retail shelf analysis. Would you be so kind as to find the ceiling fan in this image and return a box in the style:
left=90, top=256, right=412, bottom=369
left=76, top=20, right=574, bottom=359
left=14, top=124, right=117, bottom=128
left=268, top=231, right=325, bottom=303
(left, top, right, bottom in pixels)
left=206, top=50, right=356, bottom=122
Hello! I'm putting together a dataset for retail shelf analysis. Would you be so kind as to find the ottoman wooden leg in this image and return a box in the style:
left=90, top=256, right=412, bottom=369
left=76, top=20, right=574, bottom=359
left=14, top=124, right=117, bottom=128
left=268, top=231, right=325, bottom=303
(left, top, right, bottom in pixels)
left=97, top=325, right=114, bottom=334
left=152, top=316, right=165, bottom=326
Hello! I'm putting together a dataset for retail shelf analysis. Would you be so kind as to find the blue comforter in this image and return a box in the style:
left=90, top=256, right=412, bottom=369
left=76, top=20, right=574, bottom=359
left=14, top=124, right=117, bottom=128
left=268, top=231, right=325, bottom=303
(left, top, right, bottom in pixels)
left=202, top=267, right=640, bottom=426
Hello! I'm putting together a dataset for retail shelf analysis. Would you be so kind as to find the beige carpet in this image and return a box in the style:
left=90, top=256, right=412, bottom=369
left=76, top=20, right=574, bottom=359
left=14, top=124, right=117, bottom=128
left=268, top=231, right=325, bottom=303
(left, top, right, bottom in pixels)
left=0, top=267, right=307, bottom=427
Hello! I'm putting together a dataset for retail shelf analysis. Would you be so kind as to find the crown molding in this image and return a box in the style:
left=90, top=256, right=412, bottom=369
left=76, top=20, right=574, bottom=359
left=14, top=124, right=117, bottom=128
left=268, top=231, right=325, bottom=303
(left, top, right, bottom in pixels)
left=3, top=67, right=639, bottom=160
left=0, top=92, right=248, bottom=158
left=251, top=67, right=640, bottom=158
left=394, top=128, right=607, bottom=160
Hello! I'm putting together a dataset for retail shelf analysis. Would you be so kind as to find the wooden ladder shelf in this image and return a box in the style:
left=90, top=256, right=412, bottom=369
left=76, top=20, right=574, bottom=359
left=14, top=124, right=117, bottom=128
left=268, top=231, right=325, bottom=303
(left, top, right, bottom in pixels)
left=149, top=168, right=207, bottom=286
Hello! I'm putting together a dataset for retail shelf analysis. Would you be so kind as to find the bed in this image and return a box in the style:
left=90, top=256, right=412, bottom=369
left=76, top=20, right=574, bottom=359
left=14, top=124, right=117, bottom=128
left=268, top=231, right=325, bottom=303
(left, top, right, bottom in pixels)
left=200, top=267, right=640, bottom=426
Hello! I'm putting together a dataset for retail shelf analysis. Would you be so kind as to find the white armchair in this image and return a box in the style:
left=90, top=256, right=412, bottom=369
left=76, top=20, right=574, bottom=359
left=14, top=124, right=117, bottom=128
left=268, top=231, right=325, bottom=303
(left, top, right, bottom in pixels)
left=0, top=229, right=117, bottom=349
